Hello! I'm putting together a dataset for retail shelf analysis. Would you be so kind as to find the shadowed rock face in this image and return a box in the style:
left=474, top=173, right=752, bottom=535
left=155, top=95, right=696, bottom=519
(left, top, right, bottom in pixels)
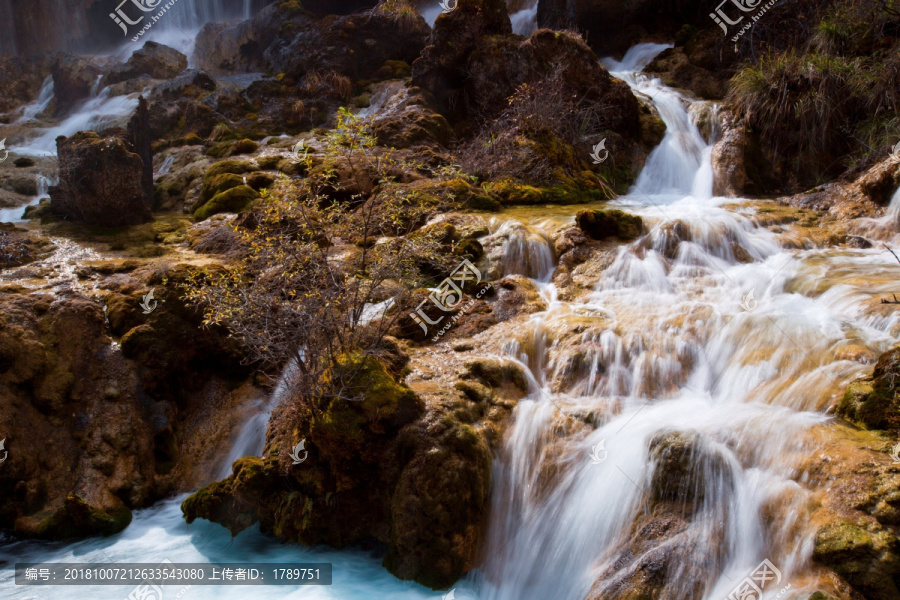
left=182, top=351, right=530, bottom=588
left=0, top=265, right=256, bottom=541
left=50, top=131, right=151, bottom=227
left=104, top=42, right=188, bottom=86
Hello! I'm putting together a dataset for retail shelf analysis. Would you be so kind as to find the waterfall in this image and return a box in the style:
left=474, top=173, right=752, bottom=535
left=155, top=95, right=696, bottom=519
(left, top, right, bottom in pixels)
left=16, top=77, right=55, bottom=123
left=3, top=39, right=900, bottom=600
left=0, top=175, right=56, bottom=223
left=472, top=42, right=889, bottom=600
left=509, top=0, right=539, bottom=36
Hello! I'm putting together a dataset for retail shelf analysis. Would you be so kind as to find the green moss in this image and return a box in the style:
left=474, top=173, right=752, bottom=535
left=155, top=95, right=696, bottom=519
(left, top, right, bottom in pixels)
left=183, top=133, right=203, bottom=146
left=32, top=494, right=132, bottom=539
left=246, top=172, right=275, bottom=191
left=205, top=159, right=258, bottom=179
left=256, top=155, right=282, bottom=170
left=456, top=238, right=484, bottom=261
left=201, top=173, right=244, bottom=203
left=194, top=185, right=260, bottom=220
left=576, top=209, right=644, bottom=240
left=492, top=180, right=544, bottom=205
left=232, top=138, right=258, bottom=155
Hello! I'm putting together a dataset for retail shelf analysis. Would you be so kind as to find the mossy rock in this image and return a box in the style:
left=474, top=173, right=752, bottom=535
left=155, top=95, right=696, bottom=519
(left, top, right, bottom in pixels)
left=256, top=155, right=282, bottom=170
left=182, top=457, right=266, bottom=534
left=183, top=133, right=203, bottom=145
left=461, top=358, right=529, bottom=394
left=491, top=180, right=544, bottom=205
left=812, top=518, right=900, bottom=599
left=374, top=59, right=412, bottom=80
left=576, top=209, right=644, bottom=240
left=205, top=159, right=258, bottom=179
left=456, top=238, right=484, bottom=261
left=837, top=347, right=900, bottom=431
left=232, top=138, right=258, bottom=155
left=24, top=494, right=132, bottom=540
left=246, top=172, right=275, bottom=191
left=194, top=185, right=260, bottom=220
left=276, top=157, right=309, bottom=176
left=200, top=173, right=244, bottom=204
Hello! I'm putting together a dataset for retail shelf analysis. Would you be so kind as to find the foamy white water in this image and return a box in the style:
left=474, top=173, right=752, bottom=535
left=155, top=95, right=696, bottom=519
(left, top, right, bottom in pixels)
left=3, top=40, right=900, bottom=600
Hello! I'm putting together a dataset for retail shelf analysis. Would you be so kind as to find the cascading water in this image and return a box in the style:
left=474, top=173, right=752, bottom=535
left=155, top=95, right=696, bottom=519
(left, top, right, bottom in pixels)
left=16, top=77, right=55, bottom=123
left=509, top=0, right=539, bottom=36
left=470, top=43, right=899, bottom=600
left=3, top=40, right=900, bottom=600
left=0, top=175, right=56, bottom=223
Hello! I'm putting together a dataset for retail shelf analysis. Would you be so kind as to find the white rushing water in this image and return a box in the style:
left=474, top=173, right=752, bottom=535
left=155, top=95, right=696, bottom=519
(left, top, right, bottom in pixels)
left=0, top=175, right=56, bottom=223
left=3, top=40, right=900, bottom=600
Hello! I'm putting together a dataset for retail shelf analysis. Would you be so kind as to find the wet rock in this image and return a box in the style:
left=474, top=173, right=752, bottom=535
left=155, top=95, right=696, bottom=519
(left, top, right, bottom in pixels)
left=577, top=209, right=643, bottom=240
left=837, top=346, right=900, bottom=430
left=183, top=352, right=492, bottom=588
left=644, top=34, right=733, bottom=100
left=648, top=429, right=732, bottom=512
left=1, top=174, right=38, bottom=197
left=51, top=53, right=107, bottom=114
left=858, top=158, right=900, bottom=206
left=13, top=157, right=35, bottom=168
left=585, top=507, right=713, bottom=600
left=50, top=131, right=151, bottom=226
left=105, top=42, right=188, bottom=86
left=0, top=55, right=54, bottom=114
left=149, top=69, right=216, bottom=101
left=813, top=517, right=900, bottom=600
left=0, top=277, right=260, bottom=543
left=367, top=85, right=453, bottom=149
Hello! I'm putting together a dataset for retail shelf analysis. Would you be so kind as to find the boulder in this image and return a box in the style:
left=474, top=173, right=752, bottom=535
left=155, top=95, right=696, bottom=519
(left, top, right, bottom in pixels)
left=51, top=53, right=105, bottom=114
left=837, top=346, right=900, bottom=430
left=182, top=352, right=494, bottom=588
left=576, top=209, right=643, bottom=240
left=50, top=131, right=152, bottom=226
left=104, top=42, right=188, bottom=86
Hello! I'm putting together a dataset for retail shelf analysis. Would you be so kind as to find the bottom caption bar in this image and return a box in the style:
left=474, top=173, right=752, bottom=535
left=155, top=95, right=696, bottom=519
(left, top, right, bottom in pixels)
left=15, top=563, right=332, bottom=585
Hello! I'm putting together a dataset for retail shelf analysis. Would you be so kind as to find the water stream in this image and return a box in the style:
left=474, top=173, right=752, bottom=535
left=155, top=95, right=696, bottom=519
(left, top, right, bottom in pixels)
left=1, top=38, right=899, bottom=600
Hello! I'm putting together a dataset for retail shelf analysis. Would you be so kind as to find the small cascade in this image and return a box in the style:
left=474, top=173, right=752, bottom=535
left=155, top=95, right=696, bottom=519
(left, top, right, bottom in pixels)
left=154, top=156, right=176, bottom=177
left=0, top=175, right=56, bottom=223
left=509, top=0, right=539, bottom=36
left=605, top=44, right=712, bottom=198
left=216, top=359, right=299, bottom=478
left=16, top=76, right=55, bottom=123
left=488, top=220, right=555, bottom=282
left=14, top=89, right=140, bottom=157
